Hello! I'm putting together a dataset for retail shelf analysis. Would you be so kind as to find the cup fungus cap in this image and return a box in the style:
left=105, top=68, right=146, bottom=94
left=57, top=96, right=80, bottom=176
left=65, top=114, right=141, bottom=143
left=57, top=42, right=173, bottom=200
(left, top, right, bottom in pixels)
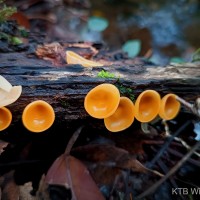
left=159, top=94, right=180, bottom=120
left=104, top=97, right=135, bottom=132
left=0, top=107, right=12, bottom=131
left=66, top=50, right=103, bottom=67
left=135, top=90, right=161, bottom=122
left=0, top=86, right=22, bottom=108
left=84, top=83, right=120, bottom=119
left=22, top=100, right=55, bottom=133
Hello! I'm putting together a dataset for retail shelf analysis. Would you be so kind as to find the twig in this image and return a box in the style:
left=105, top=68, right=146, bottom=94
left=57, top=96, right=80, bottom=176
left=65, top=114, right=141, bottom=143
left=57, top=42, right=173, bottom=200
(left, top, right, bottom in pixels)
left=173, top=136, right=200, bottom=157
left=176, top=96, right=200, bottom=118
left=64, top=125, right=84, bottom=155
left=168, top=147, right=200, bottom=167
left=156, top=159, right=185, bottom=200
left=162, top=119, right=170, bottom=136
left=162, top=119, right=200, bottom=157
left=135, top=140, right=200, bottom=199
left=146, top=120, right=191, bottom=169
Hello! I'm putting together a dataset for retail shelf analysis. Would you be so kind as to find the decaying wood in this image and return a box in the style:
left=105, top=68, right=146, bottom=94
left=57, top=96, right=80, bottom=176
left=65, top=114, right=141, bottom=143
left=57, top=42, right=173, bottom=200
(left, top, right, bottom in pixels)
left=0, top=49, right=200, bottom=139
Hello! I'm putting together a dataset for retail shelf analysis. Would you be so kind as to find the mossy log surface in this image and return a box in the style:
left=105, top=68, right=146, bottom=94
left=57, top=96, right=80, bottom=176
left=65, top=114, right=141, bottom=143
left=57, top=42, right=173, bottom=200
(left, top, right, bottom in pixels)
left=1, top=50, right=200, bottom=141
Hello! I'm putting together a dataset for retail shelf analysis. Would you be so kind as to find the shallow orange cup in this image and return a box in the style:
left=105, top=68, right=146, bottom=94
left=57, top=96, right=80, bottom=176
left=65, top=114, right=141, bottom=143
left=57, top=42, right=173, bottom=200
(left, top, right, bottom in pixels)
left=134, top=90, right=161, bottom=122
left=159, top=94, right=180, bottom=120
left=22, top=100, right=55, bottom=133
left=84, top=83, right=120, bottom=119
left=104, top=97, right=135, bottom=132
left=0, top=107, right=12, bottom=131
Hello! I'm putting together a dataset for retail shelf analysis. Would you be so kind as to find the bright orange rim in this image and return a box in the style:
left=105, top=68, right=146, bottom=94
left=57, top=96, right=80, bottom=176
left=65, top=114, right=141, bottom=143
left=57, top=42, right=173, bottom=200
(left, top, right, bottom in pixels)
left=134, top=90, right=161, bottom=122
left=22, top=100, right=55, bottom=133
left=84, top=83, right=120, bottom=119
left=0, top=107, right=12, bottom=131
left=159, top=94, right=180, bottom=120
left=104, top=97, right=135, bottom=132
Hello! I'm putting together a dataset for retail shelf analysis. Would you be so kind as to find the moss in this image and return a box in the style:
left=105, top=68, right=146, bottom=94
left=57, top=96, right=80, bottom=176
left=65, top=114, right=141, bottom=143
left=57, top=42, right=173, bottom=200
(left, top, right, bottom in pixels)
left=116, top=82, right=135, bottom=102
left=97, top=70, right=116, bottom=79
left=59, top=99, right=70, bottom=108
left=0, top=32, right=22, bottom=45
left=97, top=70, right=135, bottom=101
left=0, top=0, right=17, bottom=23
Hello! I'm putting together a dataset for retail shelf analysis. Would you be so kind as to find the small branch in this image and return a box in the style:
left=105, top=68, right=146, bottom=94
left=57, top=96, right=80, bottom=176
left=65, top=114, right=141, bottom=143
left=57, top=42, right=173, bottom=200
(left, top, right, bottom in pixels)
left=168, top=147, right=200, bottom=167
left=146, top=120, right=191, bottom=169
left=64, top=125, right=84, bottom=155
left=176, top=96, right=200, bottom=118
left=162, top=119, right=170, bottom=136
left=156, top=159, right=185, bottom=200
left=162, top=119, right=200, bottom=157
left=135, top=140, right=200, bottom=199
left=173, top=136, right=200, bottom=157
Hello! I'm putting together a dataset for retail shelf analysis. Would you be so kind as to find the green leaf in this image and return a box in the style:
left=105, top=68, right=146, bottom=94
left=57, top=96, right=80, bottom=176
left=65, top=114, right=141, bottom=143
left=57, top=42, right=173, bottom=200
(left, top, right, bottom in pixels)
left=88, top=16, right=109, bottom=32
left=122, top=39, right=141, bottom=58
left=192, top=48, right=200, bottom=62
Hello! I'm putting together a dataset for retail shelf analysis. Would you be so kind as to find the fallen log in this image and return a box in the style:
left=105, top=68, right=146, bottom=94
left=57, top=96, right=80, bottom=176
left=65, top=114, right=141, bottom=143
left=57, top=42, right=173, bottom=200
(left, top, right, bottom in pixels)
left=0, top=48, right=200, bottom=141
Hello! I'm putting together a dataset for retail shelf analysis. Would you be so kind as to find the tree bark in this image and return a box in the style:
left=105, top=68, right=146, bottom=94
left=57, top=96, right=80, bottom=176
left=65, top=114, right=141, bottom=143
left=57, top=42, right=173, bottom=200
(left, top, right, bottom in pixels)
left=1, top=50, right=200, bottom=140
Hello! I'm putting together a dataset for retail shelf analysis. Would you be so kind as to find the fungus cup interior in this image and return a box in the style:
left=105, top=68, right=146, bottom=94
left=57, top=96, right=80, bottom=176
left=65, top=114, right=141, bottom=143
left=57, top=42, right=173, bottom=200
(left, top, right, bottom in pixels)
left=84, top=83, right=120, bottom=119
left=104, top=97, right=135, bottom=132
left=22, top=100, right=55, bottom=133
left=0, top=107, right=12, bottom=131
left=159, top=94, right=180, bottom=120
left=135, top=90, right=161, bottom=122
left=66, top=50, right=103, bottom=67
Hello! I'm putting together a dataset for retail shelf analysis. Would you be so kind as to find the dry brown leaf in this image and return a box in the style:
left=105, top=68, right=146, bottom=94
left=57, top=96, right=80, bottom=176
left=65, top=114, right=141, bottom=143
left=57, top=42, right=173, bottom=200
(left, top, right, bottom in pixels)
left=0, top=140, right=8, bottom=155
left=72, top=144, right=148, bottom=173
left=19, top=182, right=37, bottom=200
left=10, top=12, right=30, bottom=29
left=65, top=42, right=99, bottom=58
left=35, top=42, right=66, bottom=66
left=72, top=144, right=149, bottom=188
left=45, top=154, right=105, bottom=200
left=0, top=171, right=20, bottom=200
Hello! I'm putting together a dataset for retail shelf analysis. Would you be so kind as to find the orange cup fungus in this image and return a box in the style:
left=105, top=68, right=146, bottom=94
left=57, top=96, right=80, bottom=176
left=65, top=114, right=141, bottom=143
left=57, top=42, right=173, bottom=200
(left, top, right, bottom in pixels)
left=84, top=83, right=182, bottom=132
left=134, top=90, right=161, bottom=122
left=0, top=107, right=12, bottom=131
left=159, top=94, right=180, bottom=120
left=104, top=97, right=135, bottom=132
left=84, top=83, right=120, bottom=119
left=66, top=50, right=103, bottom=67
left=22, top=100, right=55, bottom=133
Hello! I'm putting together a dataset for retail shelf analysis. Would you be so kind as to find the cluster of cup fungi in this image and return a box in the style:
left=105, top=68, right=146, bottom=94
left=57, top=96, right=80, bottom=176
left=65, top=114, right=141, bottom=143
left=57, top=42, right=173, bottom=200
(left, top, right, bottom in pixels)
left=0, top=51, right=182, bottom=133
left=65, top=50, right=181, bottom=132
left=0, top=51, right=103, bottom=133
left=0, top=75, right=55, bottom=133
left=0, top=79, right=181, bottom=134
left=84, top=83, right=181, bottom=132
